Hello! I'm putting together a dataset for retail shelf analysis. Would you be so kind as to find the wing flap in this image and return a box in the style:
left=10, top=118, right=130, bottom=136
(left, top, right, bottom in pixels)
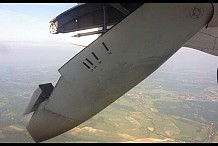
left=184, top=27, right=218, bottom=56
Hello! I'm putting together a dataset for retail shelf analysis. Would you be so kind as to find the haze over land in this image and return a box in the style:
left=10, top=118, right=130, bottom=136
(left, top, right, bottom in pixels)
left=0, top=41, right=218, bottom=142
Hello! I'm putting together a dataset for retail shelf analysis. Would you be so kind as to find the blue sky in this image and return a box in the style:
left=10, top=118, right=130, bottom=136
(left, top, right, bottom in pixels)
left=0, top=3, right=217, bottom=56
left=0, top=3, right=78, bottom=44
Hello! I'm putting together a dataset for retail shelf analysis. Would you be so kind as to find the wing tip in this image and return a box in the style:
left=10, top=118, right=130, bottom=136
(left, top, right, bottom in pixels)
left=26, top=109, right=79, bottom=142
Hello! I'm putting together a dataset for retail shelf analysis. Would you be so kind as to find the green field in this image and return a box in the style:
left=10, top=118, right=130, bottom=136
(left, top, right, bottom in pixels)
left=0, top=47, right=218, bottom=142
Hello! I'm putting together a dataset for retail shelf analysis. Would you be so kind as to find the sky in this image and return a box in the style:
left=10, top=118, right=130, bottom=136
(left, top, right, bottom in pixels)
left=0, top=3, right=98, bottom=46
left=0, top=3, right=217, bottom=60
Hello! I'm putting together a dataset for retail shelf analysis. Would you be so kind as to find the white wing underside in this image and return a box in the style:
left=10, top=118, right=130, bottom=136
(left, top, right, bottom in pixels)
left=185, top=27, right=218, bottom=56
left=70, top=26, right=218, bottom=56
left=25, top=3, right=217, bottom=142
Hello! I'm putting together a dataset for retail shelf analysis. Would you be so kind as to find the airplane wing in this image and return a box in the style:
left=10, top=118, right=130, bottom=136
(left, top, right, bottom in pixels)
left=24, top=3, right=217, bottom=142
left=184, top=27, right=218, bottom=56
left=184, top=4, right=218, bottom=56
